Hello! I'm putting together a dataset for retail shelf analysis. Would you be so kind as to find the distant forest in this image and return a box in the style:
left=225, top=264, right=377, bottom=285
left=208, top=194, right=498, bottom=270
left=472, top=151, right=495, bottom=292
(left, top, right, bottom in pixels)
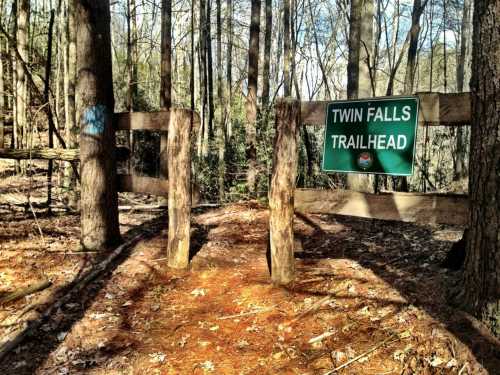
left=0, top=0, right=472, bottom=201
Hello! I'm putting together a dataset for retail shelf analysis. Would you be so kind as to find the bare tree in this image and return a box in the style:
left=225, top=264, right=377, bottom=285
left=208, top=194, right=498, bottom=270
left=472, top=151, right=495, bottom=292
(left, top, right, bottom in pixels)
left=283, top=0, right=291, bottom=96
left=160, top=0, right=172, bottom=187
left=64, top=0, right=78, bottom=206
left=347, top=0, right=375, bottom=193
left=225, top=0, right=233, bottom=140
left=404, top=0, right=428, bottom=94
left=245, top=0, right=261, bottom=195
left=261, top=0, right=272, bottom=107
left=0, top=36, right=4, bottom=149
left=216, top=0, right=225, bottom=201
left=15, top=0, right=30, bottom=174
left=453, top=0, right=471, bottom=180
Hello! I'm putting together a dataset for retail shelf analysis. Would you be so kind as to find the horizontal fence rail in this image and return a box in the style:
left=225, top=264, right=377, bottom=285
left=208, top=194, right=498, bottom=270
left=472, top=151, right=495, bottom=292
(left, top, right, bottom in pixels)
left=300, top=92, right=471, bottom=126
left=295, top=189, right=468, bottom=226
left=0, top=148, right=79, bottom=161
left=0, top=110, right=199, bottom=200
left=117, top=174, right=168, bottom=196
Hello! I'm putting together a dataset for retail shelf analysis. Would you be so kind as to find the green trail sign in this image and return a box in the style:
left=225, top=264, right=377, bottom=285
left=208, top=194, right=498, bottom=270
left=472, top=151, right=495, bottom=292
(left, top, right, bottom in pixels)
left=321, top=96, right=419, bottom=176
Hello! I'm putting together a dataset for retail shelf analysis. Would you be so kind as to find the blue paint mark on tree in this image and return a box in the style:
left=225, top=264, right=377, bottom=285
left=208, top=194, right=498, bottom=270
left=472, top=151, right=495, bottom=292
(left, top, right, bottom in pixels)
left=83, top=105, right=108, bottom=135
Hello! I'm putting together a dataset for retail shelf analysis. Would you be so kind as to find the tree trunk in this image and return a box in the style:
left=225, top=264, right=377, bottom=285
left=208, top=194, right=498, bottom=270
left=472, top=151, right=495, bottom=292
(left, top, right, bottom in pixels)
left=460, top=0, right=499, bottom=337
left=347, top=0, right=361, bottom=100
left=359, top=0, right=373, bottom=99
left=198, top=0, right=208, bottom=157
left=261, top=0, right=272, bottom=108
left=160, top=0, right=172, bottom=193
left=454, top=0, right=471, bottom=181
left=76, top=0, right=120, bottom=250
left=206, top=0, right=214, bottom=140
left=216, top=0, right=225, bottom=201
left=347, top=0, right=375, bottom=193
left=64, top=0, right=78, bottom=206
left=45, top=10, right=55, bottom=213
left=245, top=0, right=261, bottom=196
left=0, top=37, right=4, bottom=149
left=225, top=0, right=233, bottom=139
left=307, top=0, right=331, bottom=99
left=190, top=0, right=195, bottom=114
left=404, top=0, right=426, bottom=94
left=283, top=0, right=291, bottom=97
left=167, top=109, right=191, bottom=269
left=400, top=0, right=427, bottom=192
left=269, top=99, right=299, bottom=285
left=125, top=0, right=138, bottom=175
left=15, top=0, right=29, bottom=174
left=160, top=0, right=172, bottom=109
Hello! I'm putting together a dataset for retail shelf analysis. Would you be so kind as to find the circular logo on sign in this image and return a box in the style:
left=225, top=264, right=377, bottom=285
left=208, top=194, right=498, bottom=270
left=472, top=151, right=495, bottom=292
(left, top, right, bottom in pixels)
left=357, top=152, right=373, bottom=170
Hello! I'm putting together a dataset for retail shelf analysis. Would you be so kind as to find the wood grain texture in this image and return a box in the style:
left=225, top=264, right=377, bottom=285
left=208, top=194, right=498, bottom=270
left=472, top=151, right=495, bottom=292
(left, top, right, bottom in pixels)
left=300, top=92, right=471, bottom=126
left=269, top=99, right=300, bottom=285
left=117, top=174, right=168, bottom=196
left=295, top=189, right=469, bottom=226
left=0, top=148, right=79, bottom=161
left=114, top=111, right=170, bottom=131
left=114, top=111, right=200, bottom=131
left=167, top=109, right=192, bottom=269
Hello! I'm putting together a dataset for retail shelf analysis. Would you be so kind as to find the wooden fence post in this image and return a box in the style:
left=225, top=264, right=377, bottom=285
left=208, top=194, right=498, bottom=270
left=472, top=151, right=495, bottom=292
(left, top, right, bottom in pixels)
left=167, top=109, right=191, bottom=269
left=269, top=99, right=300, bottom=285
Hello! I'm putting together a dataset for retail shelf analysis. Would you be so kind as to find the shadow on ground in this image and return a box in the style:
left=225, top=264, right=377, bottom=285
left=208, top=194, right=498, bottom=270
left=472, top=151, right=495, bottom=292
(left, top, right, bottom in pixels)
left=294, top=212, right=500, bottom=374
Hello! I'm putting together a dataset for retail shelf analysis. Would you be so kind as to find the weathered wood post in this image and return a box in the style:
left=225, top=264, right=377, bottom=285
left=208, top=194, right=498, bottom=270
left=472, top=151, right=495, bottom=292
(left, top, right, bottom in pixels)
left=167, top=109, right=192, bottom=268
left=269, top=99, right=300, bottom=285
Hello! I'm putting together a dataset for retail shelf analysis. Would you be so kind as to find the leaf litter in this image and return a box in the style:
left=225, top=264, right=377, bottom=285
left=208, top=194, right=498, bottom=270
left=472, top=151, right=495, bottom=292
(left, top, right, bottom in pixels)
left=0, top=172, right=499, bottom=374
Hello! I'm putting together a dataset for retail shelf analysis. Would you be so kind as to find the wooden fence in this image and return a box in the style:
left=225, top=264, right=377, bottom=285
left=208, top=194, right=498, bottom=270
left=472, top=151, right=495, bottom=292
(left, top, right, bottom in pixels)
left=0, top=109, right=198, bottom=270
left=269, top=92, right=471, bottom=285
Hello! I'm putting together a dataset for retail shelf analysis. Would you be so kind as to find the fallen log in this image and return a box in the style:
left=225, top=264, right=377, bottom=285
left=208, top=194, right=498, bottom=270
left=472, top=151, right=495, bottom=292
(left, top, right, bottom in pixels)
left=0, top=232, right=144, bottom=361
left=0, top=280, right=52, bottom=305
left=0, top=148, right=80, bottom=161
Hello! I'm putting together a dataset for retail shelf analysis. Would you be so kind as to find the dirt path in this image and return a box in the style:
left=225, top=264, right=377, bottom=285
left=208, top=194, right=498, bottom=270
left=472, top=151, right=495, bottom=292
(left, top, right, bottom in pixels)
left=0, top=200, right=499, bottom=374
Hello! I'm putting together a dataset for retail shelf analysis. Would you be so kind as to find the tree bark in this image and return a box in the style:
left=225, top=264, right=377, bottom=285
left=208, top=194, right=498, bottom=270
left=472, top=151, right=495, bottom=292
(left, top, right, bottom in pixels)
left=225, top=0, right=233, bottom=139
left=206, top=0, right=214, bottom=140
left=167, top=109, right=191, bottom=269
left=0, top=37, right=4, bottom=149
left=359, top=0, right=373, bottom=98
left=64, top=0, right=78, bottom=205
left=216, top=0, right=225, bottom=201
left=15, top=0, right=29, bottom=174
left=160, top=0, right=172, bottom=109
left=269, top=99, right=299, bottom=285
left=400, top=0, right=427, bottom=192
left=454, top=0, right=471, bottom=181
left=261, top=0, right=272, bottom=107
left=347, top=0, right=361, bottom=100
left=76, top=0, right=120, bottom=250
left=198, top=0, right=208, bottom=157
left=307, top=0, right=331, bottom=99
left=160, top=0, right=172, bottom=194
left=347, top=0, right=375, bottom=193
left=245, top=0, right=261, bottom=196
left=45, top=10, right=55, bottom=213
left=129, top=0, right=139, bottom=110
left=403, top=0, right=427, bottom=94
left=283, top=0, right=291, bottom=96
left=460, top=0, right=499, bottom=337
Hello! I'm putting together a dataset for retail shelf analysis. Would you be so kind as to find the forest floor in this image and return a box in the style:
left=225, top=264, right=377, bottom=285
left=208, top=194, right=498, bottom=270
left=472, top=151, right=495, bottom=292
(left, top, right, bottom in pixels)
left=0, top=160, right=499, bottom=375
